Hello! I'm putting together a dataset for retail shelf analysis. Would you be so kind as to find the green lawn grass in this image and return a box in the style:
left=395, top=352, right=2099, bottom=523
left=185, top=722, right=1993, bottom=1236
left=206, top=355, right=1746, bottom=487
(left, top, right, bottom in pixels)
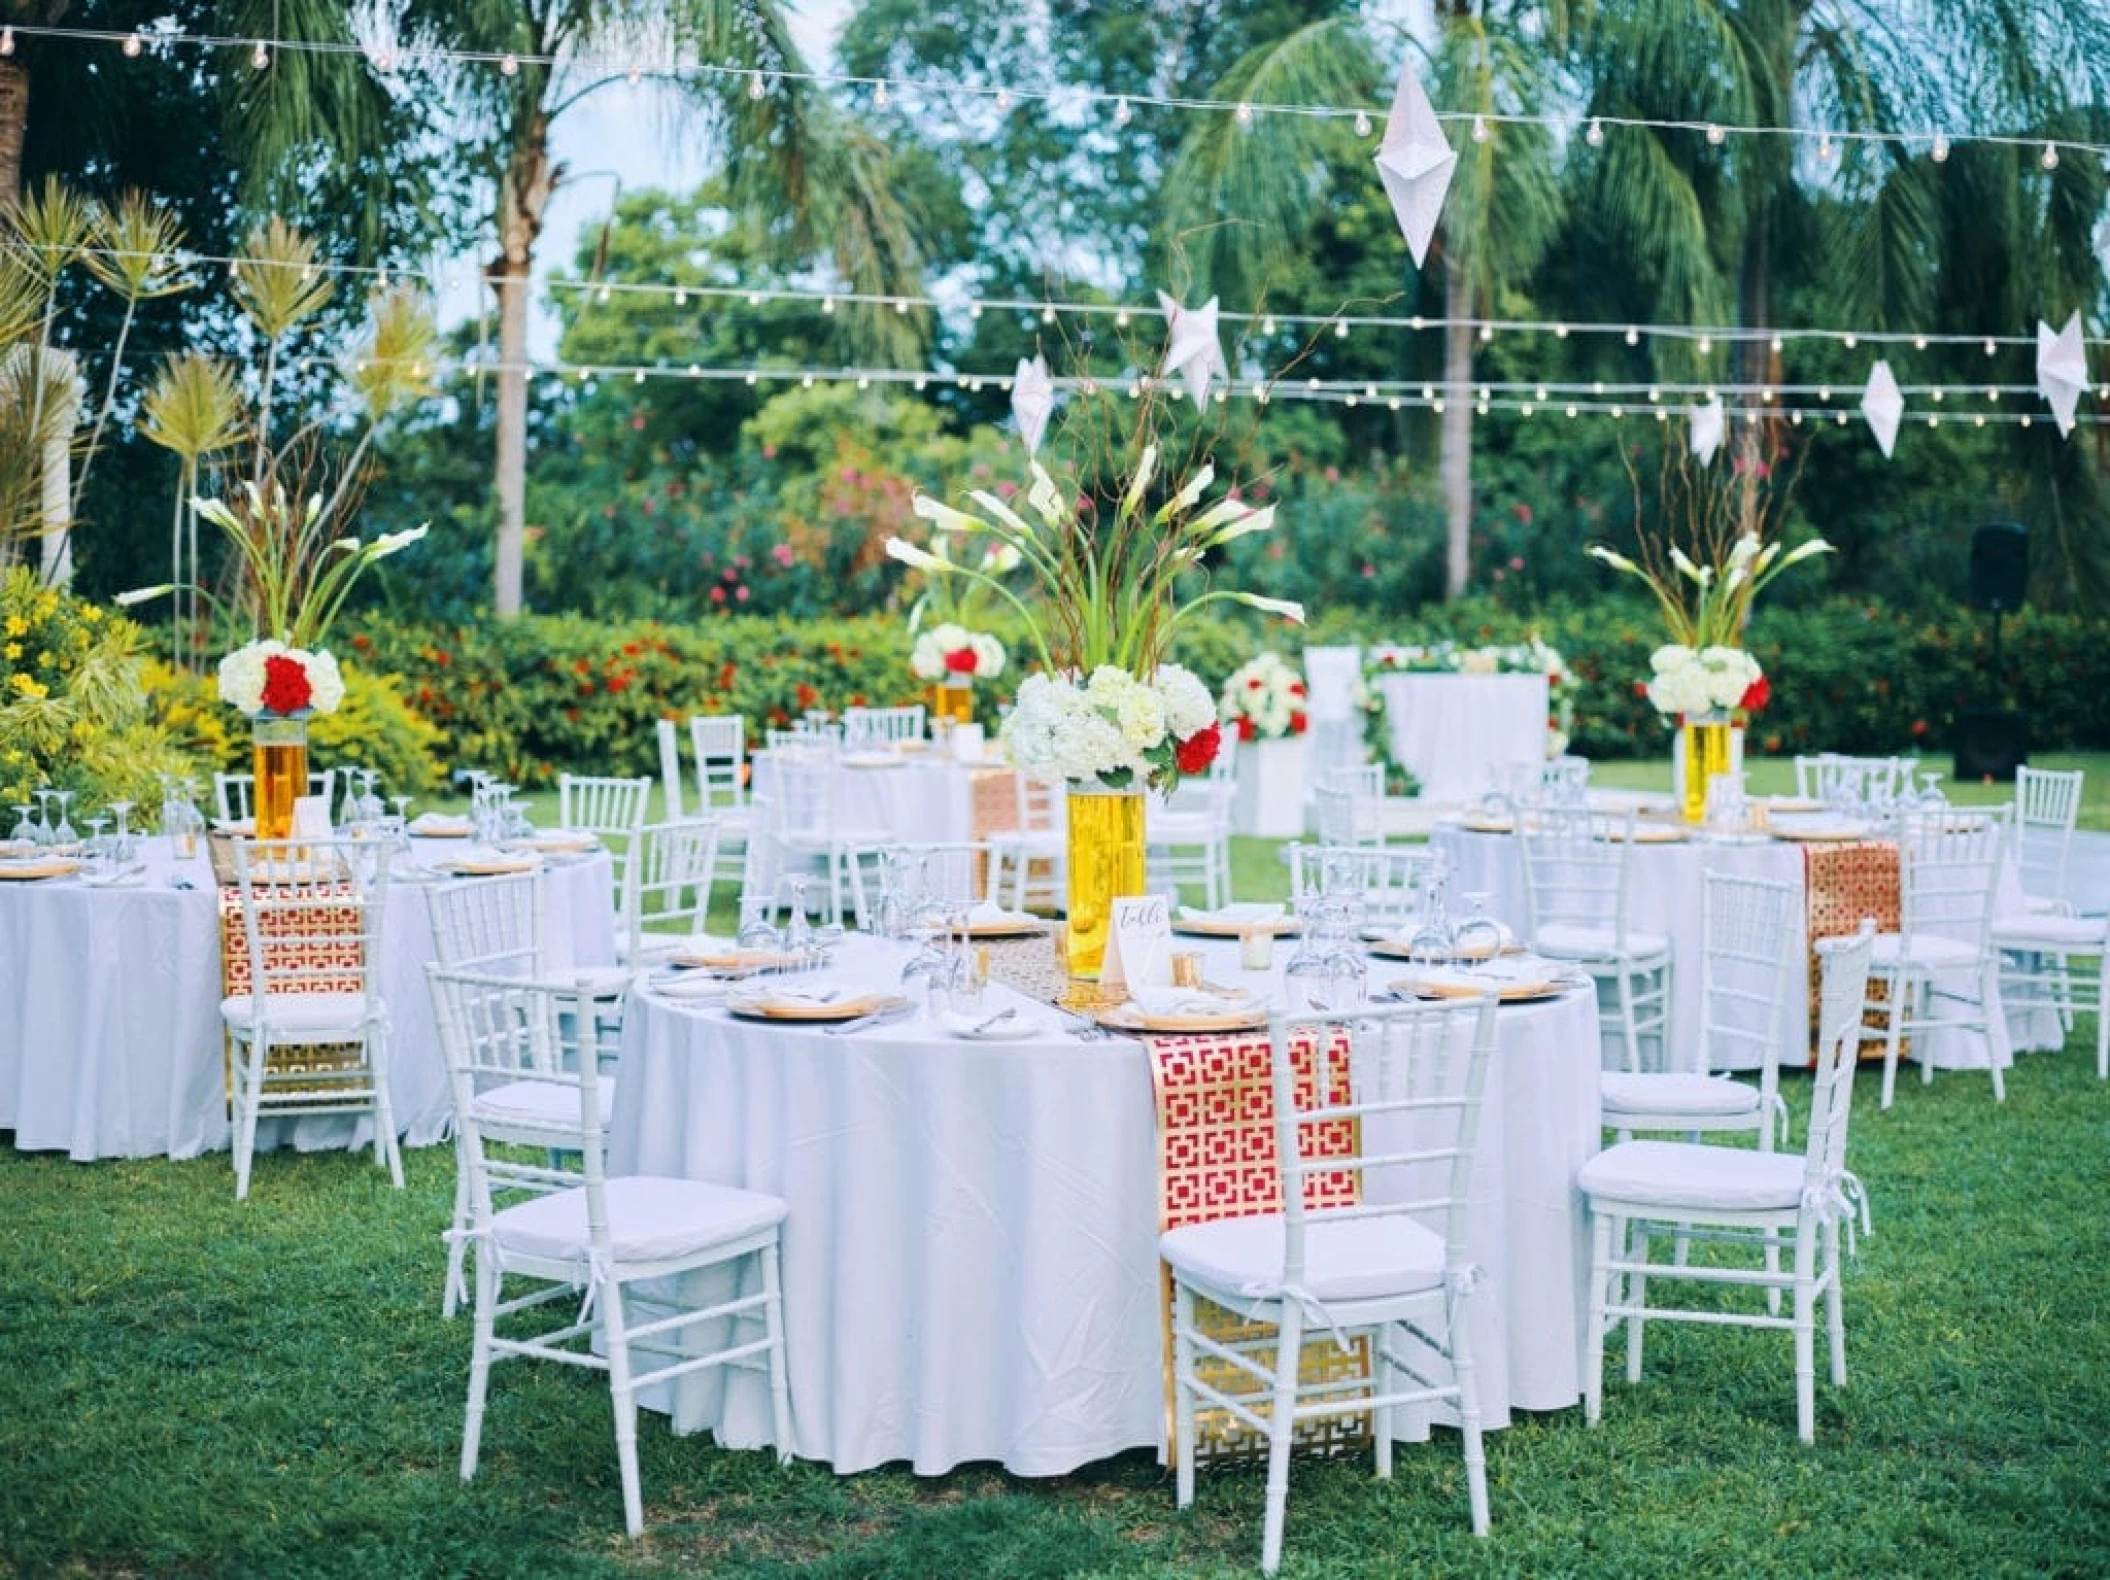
left=3, top=1018, right=2107, bottom=1575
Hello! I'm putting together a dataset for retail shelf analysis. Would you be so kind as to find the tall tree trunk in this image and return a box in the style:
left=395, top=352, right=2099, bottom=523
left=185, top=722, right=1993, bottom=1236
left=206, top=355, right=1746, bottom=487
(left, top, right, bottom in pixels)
left=1734, top=198, right=1776, bottom=531
left=0, top=57, right=26, bottom=213
left=489, top=115, right=555, bottom=618
left=1442, top=261, right=1475, bottom=599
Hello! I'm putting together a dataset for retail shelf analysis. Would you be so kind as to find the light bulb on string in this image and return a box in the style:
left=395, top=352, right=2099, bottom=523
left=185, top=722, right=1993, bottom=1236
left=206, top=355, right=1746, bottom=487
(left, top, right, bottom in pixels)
left=1706, top=123, right=1725, bottom=145
left=1113, top=97, right=1132, bottom=126
left=747, top=71, right=766, bottom=99
left=2021, top=413, right=2033, bottom=428
left=2042, top=142, right=2059, bottom=170
left=1931, top=132, right=1950, bottom=163
left=1842, top=334, right=1857, bottom=349
left=627, top=68, right=641, bottom=86
left=500, top=53, right=519, bottom=76
left=1235, top=102, right=1253, bottom=128
left=1041, top=304, right=1055, bottom=324
left=1771, top=334, right=1783, bottom=354
left=1432, top=397, right=1445, bottom=412
left=745, top=371, right=758, bottom=386
left=1984, top=338, right=1997, bottom=356
left=1624, top=325, right=1639, bottom=346
left=122, top=32, right=143, bottom=56
left=821, top=296, right=835, bottom=314
left=1816, top=133, right=1833, bottom=163
left=632, top=369, right=645, bottom=384
left=894, top=297, right=909, bottom=315
left=1470, top=114, right=1490, bottom=143
left=1585, top=118, right=1604, bottom=147
left=874, top=80, right=889, bottom=109
left=1112, top=308, right=1127, bottom=328
left=1914, top=335, right=1927, bottom=350
left=1478, top=323, right=1493, bottom=343
left=673, top=289, right=687, bottom=306
left=1354, top=110, right=1372, bottom=137
left=1261, top=316, right=1277, bottom=335
left=1334, top=319, right=1349, bottom=339
left=993, top=86, right=1011, bottom=111
left=1555, top=322, right=1570, bottom=339
left=1818, top=386, right=1832, bottom=401
left=1, top=27, right=15, bottom=55
left=1698, top=334, right=1712, bottom=355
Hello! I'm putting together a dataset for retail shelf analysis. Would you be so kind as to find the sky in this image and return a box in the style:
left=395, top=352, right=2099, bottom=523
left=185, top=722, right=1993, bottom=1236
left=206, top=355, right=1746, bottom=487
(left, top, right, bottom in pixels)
left=441, top=0, right=852, bottom=357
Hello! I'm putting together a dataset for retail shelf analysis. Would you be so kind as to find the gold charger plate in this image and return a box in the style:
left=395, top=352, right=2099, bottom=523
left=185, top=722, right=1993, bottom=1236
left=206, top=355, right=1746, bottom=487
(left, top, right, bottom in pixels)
left=1458, top=817, right=1516, bottom=834
left=1387, top=971, right=1569, bottom=1003
left=1768, top=825, right=1869, bottom=844
left=1365, top=936, right=1521, bottom=962
left=726, top=991, right=906, bottom=1023
left=1608, top=824, right=1689, bottom=843
left=962, top=916, right=1049, bottom=939
left=1096, top=1001, right=1269, bottom=1034
left=408, top=818, right=473, bottom=838
left=0, top=856, right=83, bottom=881
left=665, top=946, right=802, bottom=973
left=525, top=832, right=598, bottom=853
left=1173, top=917, right=1298, bottom=939
left=445, top=855, right=541, bottom=877
left=1766, top=797, right=1824, bottom=814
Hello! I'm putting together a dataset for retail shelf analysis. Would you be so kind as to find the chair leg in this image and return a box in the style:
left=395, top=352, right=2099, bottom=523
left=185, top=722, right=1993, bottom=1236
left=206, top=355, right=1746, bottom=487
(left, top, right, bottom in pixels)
left=761, top=1242, right=793, bottom=1465
left=1793, top=1228, right=1819, bottom=1444
left=232, top=1035, right=264, bottom=1202
left=1258, top=1303, right=1304, bottom=1577
left=370, top=1027, right=404, bottom=1189
left=461, top=1254, right=497, bottom=1480
left=1824, top=1219, right=1848, bottom=1390
left=1877, top=977, right=1904, bottom=1109
left=1172, top=1281, right=1198, bottom=1510
left=602, top=1281, right=646, bottom=1538
left=1626, top=1224, right=1650, bottom=1385
left=1584, top=1209, right=1614, bottom=1426
left=1983, top=964, right=2006, bottom=1104
left=442, top=1162, right=470, bottom=1318
left=1451, top=1288, right=1490, bottom=1536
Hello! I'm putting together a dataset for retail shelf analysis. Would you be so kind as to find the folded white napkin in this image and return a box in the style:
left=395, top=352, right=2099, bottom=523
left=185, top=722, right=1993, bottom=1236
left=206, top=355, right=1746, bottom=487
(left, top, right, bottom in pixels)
left=650, top=972, right=732, bottom=1001
left=1128, top=986, right=1253, bottom=1018
left=1181, top=902, right=1286, bottom=924
left=408, top=812, right=473, bottom=835
left=965, top=900, right=1030, bottom=926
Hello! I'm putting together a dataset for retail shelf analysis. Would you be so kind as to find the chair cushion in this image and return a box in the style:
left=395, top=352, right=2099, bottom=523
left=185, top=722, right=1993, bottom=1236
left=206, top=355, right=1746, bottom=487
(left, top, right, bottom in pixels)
left=1537, top=923, right=1671, bottom=962
left=1160, top=1210, right=1446, bottom=1304
left=1991, top=914, right=2107, bottom=950
left=1869, top=933, right=1982, bottom=970
left=1601, top=1071, right=1763, bottom=1119
left=473, top=1074, right=615, bottom=1131
left=492, top=1175, right=787, bottom=1266
left=220, top=992, right=372, bottom=1034
left=1578, top=1139, right=1804, bottom=1213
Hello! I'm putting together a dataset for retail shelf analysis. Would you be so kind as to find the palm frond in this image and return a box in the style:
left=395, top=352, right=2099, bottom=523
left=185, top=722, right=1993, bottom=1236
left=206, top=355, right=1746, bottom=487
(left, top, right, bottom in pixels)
left=139, top=354, right=247, bottom=466
left=3, top=175, right=92, bottom=284
left=81, top=191, right=191, bottom=302
left=345, top=285, right=441, bottom=424
left=232, top=218, right=334, bottom=344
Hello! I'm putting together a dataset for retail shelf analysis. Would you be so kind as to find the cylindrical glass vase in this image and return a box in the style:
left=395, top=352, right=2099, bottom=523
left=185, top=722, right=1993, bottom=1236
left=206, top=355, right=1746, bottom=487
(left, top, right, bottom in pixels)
left=927, top=679, right=976, bottom=725
left=1679, top=716, right=1735, bottom=826
left=251, top=712, right=310, bottom=840
left=1064, top=784, right=1146, bottom=979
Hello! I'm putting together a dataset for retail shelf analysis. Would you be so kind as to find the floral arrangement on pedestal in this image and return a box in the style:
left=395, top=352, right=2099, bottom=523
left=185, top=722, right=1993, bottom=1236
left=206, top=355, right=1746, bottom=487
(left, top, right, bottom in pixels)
left=1218, top=652, right=1308, bottom=742
left=895, top=440, right=1301, bottom=974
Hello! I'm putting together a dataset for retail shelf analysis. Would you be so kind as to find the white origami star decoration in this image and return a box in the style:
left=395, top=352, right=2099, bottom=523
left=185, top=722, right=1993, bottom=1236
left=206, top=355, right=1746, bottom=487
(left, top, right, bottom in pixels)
left=1689, top=397, right=1726, bottom=466
left=1372, top=64, right=1456, bottom=268
left=1861, top=360, right=1903, bottom=459
left=1156, top=292, right=1228, bottom=410
left=2036, top=312, right=2087, bottom=439
left=1011, top=355, right=1054, bottom=457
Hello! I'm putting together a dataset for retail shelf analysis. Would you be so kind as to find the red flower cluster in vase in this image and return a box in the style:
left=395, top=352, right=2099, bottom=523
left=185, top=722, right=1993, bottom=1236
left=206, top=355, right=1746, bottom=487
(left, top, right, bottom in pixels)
left=259, top=653, right=315, bottom=715
left=943, top=647, right=980, bottom=675
left=1739, top=674, right=1771, bottom=714
left=1175, top=723, right=1222, bottom=775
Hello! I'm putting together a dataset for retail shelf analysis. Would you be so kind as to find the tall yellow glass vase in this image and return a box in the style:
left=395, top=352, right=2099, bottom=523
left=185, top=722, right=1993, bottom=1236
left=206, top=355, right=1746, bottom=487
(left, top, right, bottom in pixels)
left=1679, top=715, right=1734, bottom=826
left=252, top=713, right=310, bottom=840
left=927, top=679, right=975, bottom=724
left=1064, top=785, right=1146, bottom=979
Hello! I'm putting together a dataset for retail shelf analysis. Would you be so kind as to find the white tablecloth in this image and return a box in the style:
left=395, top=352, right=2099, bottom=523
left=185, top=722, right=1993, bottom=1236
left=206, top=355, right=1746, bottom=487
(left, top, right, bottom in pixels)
left=608, top=934, right=1601, bottom=1476
left=1381, top=673, right=1548, bottom=804
left=1430, top=823, right=2043, bottom=1073
left=0, top=836, right=616, bottom=1161
left=745, top=750, right=994, bottom=894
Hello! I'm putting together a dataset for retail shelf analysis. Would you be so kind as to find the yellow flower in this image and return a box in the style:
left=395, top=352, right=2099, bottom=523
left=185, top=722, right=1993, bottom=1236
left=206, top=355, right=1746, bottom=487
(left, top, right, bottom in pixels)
left=81, top=605, right=102, bottom=623
left=9, top=673, right=48, bottom=699
left=2, top=615, right=24, bottom=637
left=3, top=642, right=18, bottom=660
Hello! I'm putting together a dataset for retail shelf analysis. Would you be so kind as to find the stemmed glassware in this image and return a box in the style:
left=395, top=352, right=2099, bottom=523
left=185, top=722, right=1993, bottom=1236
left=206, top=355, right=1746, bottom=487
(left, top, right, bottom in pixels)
left=1915, top=769, right=1947, bottom=814
left=9, top=804, right=33, bottom=845
left=1452, top=891, right=1504, bottom=969
left=107, top=801, right=135, bottom=865
left=81, top=814, right=111, bottom=878
left=33, top=788, right=57, bottom=846
left=737, top=893, right=783, bottom=956
left=49, top=789, right=77, bottom=849
left=1405, top=855, right=1457, bottom=971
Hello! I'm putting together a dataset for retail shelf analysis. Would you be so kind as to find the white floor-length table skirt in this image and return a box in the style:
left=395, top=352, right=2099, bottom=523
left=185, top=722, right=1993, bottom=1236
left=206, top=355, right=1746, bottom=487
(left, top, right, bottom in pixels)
left=0, top=836, right=615, bottom=1161
left=609, top=935, right=1601, bottom=1476
left=1430, top=823, right=2043, bottom=1073
left=1381, top=673, right=1549, bottom=805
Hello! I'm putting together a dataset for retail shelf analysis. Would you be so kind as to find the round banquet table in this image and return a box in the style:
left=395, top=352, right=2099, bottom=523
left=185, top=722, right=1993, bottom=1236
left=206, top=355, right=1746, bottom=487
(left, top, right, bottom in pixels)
left=1380, top=672, right=1549, bottom=805
left=744, top=748, right=1016, bottom=888
left=0, top=835, right=616, bottom=1162
left=607, top=933, right=1602, bottom=1476
left=1430, top=819, right=2046, bottom=1074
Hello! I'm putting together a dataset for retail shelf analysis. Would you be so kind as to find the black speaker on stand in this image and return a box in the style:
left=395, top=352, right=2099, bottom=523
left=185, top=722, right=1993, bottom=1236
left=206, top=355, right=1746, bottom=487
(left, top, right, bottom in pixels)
left=1956, top=522, right=2028, bottom=781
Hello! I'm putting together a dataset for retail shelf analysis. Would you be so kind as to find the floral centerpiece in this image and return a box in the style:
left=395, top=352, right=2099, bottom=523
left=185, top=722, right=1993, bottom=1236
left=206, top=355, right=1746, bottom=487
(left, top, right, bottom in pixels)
left=894, top=442, right=1300, bottom=973
left=902, top=529, right=1020, bottom=723
left=1218, top=651, right=1308, bottom=742
left=909, top=622, right=1006, bottom=724
left=187, top=472, right=425, bottom=836
left=1590, top=527, right=1829, bottom=821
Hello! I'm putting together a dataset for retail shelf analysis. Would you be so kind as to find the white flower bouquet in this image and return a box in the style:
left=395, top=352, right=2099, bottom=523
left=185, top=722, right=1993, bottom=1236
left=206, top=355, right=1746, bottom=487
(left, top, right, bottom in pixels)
left=910, top=622, right=1007, bottom=682
left=1219, top=652, right=1309, bottom=742
left=1001, top=664, right=1220, bottom=793
left=1645, top=643, right=1767, bottom=720
left=217, top=638, right=346, bottom=718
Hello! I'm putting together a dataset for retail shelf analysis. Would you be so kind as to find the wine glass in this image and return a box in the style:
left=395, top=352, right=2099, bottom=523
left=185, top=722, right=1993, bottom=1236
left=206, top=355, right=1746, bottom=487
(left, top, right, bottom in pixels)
left=9, top=804, right=32, bottom=844
left=49, top=790, right=77, bottom=849
left=780, top=874, right=815, bottom=963
left=81, top=814, right=111, bottom=878
left=107, top=801, right=135, bottom=864
left=736, top=893, right=781, bottom=956
left=32, top=788, right=56, bottom=846
left=1915, top=769, right=1947, bottom=814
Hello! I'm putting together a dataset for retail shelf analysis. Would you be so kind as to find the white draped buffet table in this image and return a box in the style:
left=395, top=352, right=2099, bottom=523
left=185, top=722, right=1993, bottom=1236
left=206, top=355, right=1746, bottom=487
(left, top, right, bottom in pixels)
left=1380, top=673, right=1549, bottom=804
left=0, top=836, right=616, bottom=1162
left=607, top=934, right=1602, bottom=1476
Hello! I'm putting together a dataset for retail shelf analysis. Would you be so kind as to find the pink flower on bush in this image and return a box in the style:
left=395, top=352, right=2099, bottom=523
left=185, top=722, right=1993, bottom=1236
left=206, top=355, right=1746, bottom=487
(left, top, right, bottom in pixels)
left=772, top=543, right=797, bottom=568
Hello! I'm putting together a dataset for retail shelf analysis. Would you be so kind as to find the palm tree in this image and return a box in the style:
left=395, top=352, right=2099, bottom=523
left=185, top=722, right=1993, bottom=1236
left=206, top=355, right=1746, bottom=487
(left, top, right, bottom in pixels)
left=1166, top=7, right=1567, bottom=599
left=390, top=1, right=926, bottom=616
left=1567, top=0, right=2110, bottom=485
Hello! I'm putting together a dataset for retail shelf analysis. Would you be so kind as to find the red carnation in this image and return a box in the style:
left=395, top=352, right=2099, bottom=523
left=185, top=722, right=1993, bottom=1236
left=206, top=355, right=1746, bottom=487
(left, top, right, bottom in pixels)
left=943, top=646, right=980, bottom=675
left=1234, top=717, right=1257, bottom=743
left=1288, top=710, right=1308, bottom=736
left=259, top=653, right=313, bottom=715
left=1247, top=676, right=1264, bottom=690
left=1739, top=674, right=1771, bottom=713
left=1175, top=723, right=1222, bottom=775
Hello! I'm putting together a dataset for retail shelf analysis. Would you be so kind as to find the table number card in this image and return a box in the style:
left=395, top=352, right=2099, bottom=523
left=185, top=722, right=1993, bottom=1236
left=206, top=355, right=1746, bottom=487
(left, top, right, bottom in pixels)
left=1101, top=895, right=1173, bottom=997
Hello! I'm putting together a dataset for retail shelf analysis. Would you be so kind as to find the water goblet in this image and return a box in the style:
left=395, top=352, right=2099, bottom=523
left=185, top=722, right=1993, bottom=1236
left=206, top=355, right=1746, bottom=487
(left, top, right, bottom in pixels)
left=1452, top=891, right=1504, bottom=969
left=781, top=874, right=815, bottom=963
left=1915, top=770, right=1946, bottom=814
left=33, top=788, right=56, bottom=846
left=107, top=801, right=135, bottom=864
left=736, top=893, right=782, bottom=955
left=9, top=803, right=32, bottom=844
left=82, top=814, right=111, bottom=878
